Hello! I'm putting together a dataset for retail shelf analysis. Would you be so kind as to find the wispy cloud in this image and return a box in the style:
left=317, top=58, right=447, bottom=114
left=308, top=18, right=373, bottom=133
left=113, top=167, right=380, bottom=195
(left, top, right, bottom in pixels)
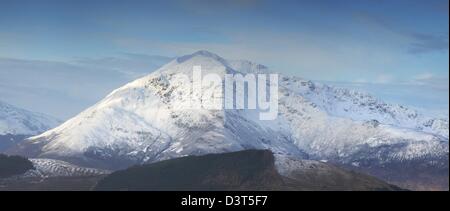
left=374, top=74, right=395, bottom=84
left=0, top=54, right=170, bottom=119
left=175, top=0, right=262, bottom=15
left=73, top=53, right=172, bottom=79
left=408, top=33, right=449, bottom=54
left=411, top=73, right=449, bottom=91
left=354, top=11, right=449, bottom=55
left=350, top=72, right=448, bottom=91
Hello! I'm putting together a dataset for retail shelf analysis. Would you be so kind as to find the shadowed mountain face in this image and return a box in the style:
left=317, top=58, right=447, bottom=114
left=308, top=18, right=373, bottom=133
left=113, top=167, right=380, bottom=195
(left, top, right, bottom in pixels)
left=0, top=134, right=28, bottom=152
left=342, top=156, right=449, bottom=191
left=94, top=150, right=401, bottom=191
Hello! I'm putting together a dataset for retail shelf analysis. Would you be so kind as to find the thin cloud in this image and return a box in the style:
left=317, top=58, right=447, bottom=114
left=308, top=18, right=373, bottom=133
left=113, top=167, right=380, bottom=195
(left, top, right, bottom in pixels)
left=0, top=54, right=170, bottom=119
left=176, top=0, right=262, bottom=15
left=354, top=12, right=449, bottom=55
left=408, top=33, right=449, bottom=54
left=374, top=74, right=395, bottom=84
left=73, top=53, right=171, bottom=79
left=411, top=73, right=449, bottom=91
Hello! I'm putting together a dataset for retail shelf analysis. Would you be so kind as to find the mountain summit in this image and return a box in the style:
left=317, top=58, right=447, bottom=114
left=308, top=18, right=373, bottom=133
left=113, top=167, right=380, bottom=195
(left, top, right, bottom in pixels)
left=9, top=51, right=449, bottom=190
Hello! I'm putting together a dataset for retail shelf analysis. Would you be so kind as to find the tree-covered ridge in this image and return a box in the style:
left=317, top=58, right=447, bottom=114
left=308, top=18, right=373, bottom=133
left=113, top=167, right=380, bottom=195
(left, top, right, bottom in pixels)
left=0, top=154, right=34, bottom=178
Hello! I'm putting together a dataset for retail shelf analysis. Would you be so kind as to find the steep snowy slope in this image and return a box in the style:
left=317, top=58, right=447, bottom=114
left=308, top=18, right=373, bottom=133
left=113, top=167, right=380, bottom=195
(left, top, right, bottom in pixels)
left=10, top=51, right=448, bottom=189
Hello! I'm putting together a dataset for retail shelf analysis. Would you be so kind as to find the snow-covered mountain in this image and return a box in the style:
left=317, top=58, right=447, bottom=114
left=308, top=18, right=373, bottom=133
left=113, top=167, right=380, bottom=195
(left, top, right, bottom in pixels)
left=279, top=77, right=448, bottom=161
left=10, top=50, right=449, bottom=189
left=0, top=101, right=60, bottom=151
left=0, top=101, right=59, bottom=136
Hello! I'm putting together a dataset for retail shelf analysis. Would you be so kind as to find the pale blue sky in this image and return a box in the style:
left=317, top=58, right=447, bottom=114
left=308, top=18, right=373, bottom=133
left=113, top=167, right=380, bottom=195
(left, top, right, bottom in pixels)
left=0, top=0, right=448, bottom=119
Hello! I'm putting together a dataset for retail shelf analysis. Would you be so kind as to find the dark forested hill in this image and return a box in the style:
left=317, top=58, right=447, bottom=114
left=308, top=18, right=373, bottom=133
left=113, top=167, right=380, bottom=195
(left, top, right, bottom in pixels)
left=95, top=150, right=401, bottom=191
left=0, top=154, right=34, bottom=178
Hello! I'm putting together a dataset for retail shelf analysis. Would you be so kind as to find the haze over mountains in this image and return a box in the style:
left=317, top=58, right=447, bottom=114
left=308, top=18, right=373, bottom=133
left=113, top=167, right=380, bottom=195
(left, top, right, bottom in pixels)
left=6, top=51, right=448, bottom=190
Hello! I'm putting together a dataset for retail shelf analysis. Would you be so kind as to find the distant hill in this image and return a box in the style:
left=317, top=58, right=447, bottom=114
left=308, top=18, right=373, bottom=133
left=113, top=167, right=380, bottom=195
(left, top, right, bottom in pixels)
left=95, top=150, right=401, bottom=191
left=0, top=100, right=60, bottom=152
left=0, top=154, right=34, bottom=178
left=0, top=101, right=60, bottom=137
left=0, top=156, right=108, bottom=191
